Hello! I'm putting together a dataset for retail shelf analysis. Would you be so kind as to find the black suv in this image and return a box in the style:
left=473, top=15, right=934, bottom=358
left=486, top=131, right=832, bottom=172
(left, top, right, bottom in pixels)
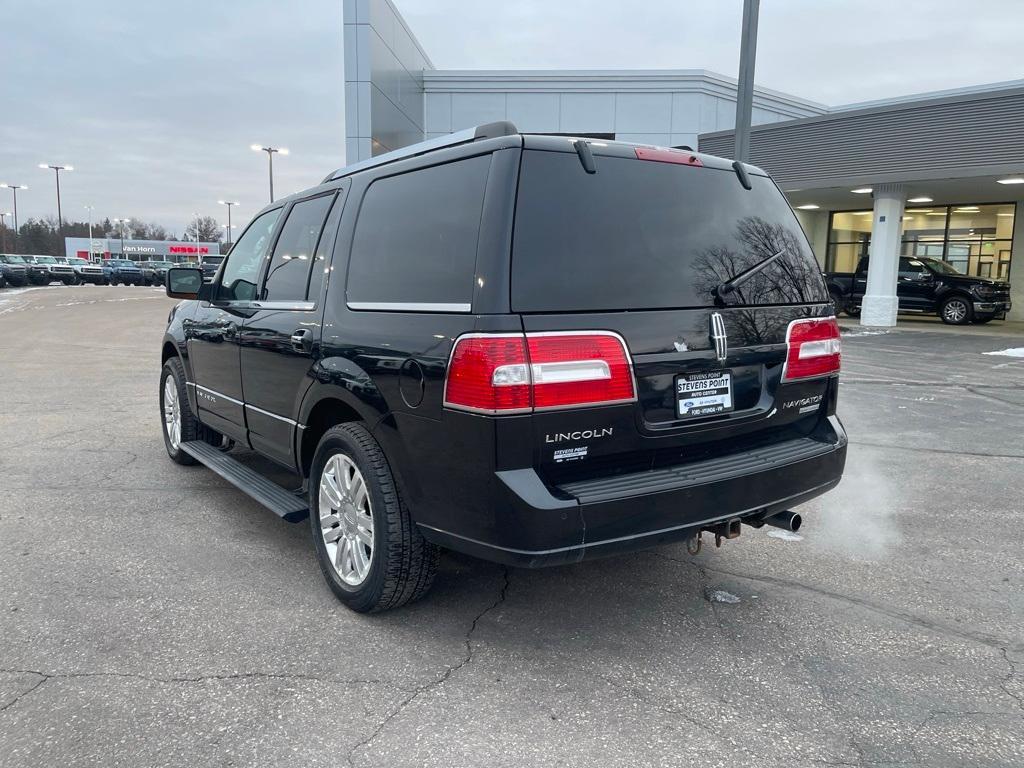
left=160, top=124, right=847, bottom=612
left=826, top=255, right=1011, bottom=324
left=0, top=254, right=31, bottom=286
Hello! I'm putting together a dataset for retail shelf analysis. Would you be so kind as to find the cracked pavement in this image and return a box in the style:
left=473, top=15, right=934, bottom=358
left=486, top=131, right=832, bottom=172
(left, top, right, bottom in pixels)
left=1, top=286, right=1022, bottom=767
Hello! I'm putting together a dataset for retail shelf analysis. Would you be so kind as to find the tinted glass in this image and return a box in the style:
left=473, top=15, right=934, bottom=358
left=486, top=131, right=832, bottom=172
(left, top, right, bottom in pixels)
left=512, top=151, right=828, bottom=311
left=218, top=209, right=281, bottom=302
left=347, top=155, right=490, bottom=307
left=306, top=192, right=345, bottom=303
left=262, top=194, right=334, bottom=301
left=898, top=257, right=926, bottom=278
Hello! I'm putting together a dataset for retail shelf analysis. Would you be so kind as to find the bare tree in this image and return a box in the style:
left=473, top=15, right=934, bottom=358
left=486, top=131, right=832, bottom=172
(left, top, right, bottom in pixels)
left=183, top=215, right=223, bottom=243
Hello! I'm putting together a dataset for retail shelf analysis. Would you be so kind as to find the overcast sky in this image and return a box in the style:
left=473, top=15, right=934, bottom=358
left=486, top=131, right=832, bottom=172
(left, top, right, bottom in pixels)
left=2, top=0, right=1021, bottom=237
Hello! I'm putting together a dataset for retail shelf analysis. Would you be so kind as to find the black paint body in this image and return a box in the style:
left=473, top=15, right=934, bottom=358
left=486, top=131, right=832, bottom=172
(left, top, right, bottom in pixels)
left=162, top=135, right=847, bottom=567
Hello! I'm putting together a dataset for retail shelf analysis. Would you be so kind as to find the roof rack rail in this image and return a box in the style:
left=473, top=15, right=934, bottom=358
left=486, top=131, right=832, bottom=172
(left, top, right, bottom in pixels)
left=323, top=121, right=518, bottom=183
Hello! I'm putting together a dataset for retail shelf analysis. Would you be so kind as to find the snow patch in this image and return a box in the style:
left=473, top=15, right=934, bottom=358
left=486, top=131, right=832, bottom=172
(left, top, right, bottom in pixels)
left=707, top=590, right=741, bottom=604
left=983, top=348, right=1024, bottom=358
left=767, top=530, right=803, bottom=542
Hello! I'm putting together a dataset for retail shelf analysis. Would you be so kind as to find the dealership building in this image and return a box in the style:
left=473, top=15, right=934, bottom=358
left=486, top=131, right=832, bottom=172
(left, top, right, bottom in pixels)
left=64, top=238, right=220, bottom=262
left=343, top=0, right=1023, bottom=324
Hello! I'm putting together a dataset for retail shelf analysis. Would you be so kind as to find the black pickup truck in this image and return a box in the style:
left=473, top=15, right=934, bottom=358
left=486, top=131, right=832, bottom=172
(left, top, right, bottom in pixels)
left=826, top=255, right=1011, bottom=325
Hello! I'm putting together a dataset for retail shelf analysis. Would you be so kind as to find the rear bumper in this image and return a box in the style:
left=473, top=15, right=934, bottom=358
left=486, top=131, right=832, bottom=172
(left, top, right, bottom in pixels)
left=418, top=416, right=847, bottom=567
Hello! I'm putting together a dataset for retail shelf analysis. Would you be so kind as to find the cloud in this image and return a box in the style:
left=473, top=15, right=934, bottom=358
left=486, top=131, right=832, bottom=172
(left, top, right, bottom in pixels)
left=2, top=0, right=1021, bottom=233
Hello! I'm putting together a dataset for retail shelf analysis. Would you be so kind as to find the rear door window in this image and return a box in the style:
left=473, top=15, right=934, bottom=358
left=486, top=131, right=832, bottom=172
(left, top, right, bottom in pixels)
left=511, top=150, right=827, bottom=311
left=346, top=155, right=490, bottom=310
left=261, top=193, right=335, bottom=302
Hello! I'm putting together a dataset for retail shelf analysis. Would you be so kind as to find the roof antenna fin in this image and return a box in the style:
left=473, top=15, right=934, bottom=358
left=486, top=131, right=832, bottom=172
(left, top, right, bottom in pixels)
left=732, top=160, right=752, bottom=190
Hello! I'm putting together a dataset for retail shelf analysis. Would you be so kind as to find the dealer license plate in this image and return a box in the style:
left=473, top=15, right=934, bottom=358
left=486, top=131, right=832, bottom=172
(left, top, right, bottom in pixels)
left=676, top=370, right=733, bottom=418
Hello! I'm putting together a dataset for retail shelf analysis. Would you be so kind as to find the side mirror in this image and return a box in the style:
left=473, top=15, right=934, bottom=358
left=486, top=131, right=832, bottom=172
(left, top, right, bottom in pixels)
left=166, top=267, right=205, bottom=299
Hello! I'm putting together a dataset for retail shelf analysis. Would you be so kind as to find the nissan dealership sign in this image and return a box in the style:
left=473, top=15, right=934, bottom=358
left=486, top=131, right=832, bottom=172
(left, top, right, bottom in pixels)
left=65, top=237, right=220, bottom=260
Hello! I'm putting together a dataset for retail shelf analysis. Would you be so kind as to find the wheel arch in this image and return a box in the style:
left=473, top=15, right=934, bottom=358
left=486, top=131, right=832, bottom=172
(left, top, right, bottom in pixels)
left=298, top=388, right=381, bottom=479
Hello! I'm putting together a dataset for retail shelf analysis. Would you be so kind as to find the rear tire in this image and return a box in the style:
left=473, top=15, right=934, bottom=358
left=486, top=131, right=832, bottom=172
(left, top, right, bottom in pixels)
left=829, top=291, right=847, bottom=316
left=310, top=423, right=439, bottom=613
left=940, top=295, right=973, bottom=325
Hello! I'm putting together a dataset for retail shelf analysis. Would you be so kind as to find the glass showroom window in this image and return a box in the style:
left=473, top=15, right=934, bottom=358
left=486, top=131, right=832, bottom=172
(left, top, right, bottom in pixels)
left=827, top=203, right=1015, bottom=278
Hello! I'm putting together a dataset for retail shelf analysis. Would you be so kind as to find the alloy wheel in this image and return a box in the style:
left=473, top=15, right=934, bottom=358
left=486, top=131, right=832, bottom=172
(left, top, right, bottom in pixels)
left=944, top=298, right=968, bottom=323
left=319, top=454, right=374, bottom=586
left=163, top=377, right=181, bottom=450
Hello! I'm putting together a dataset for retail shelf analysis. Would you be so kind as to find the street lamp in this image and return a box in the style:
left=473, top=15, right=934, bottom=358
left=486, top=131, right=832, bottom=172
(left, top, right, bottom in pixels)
left=84, top=205, right=96, bottom=260
left=38, top=164, right=73, bottom=237
left=112, top=218, right=131, bottom=255
left=0, top=211, right=12, bottom=253
left=217, top=200, right=239, bottom=247
left=250, top=144, right=288, bottom=202
left=0, top=184, right=27, bottom=252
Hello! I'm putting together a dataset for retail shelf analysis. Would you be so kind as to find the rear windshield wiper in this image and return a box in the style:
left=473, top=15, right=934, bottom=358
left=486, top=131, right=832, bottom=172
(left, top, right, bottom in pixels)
left=713, top=248, right=787, bottom=301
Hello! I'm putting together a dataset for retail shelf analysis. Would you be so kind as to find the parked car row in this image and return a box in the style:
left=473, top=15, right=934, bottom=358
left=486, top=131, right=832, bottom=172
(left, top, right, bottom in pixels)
left=0, top=255, right=187, bottom=287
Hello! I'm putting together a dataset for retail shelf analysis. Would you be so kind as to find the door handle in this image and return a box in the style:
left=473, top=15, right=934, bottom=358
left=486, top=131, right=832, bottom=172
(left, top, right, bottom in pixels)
left=290, top=328, right=312, bottom=353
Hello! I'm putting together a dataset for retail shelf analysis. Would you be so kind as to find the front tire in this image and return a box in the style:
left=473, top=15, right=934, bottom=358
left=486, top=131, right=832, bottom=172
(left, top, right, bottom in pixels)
left=940, top=295, right=973, bottom=325
left=159, top=358, right=201, bottom=465
left=310, top=423, right=439, bottom=613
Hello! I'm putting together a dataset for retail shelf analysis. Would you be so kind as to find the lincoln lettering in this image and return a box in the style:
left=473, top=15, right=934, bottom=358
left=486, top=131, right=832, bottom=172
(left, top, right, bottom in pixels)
left=545, top=428, right=613, bottom=443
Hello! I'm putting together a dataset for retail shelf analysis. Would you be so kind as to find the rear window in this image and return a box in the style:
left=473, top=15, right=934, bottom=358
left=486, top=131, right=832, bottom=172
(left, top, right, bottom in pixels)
left=347, top=155, right=490, bottom=310
left=512, top=150, right=827, bottom=311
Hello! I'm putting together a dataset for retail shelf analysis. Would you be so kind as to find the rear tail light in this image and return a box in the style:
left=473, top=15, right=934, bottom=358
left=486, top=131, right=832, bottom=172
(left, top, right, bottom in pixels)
left=783, top=317, right=841, bottom=382
left=444, top=331, right=636, bottom=414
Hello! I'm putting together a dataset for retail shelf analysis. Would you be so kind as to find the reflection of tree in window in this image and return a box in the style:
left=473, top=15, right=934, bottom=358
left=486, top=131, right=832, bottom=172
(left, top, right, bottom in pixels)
left=262, top=195, right=334, bottom=301
left=690, top=217, right=826, bottom=342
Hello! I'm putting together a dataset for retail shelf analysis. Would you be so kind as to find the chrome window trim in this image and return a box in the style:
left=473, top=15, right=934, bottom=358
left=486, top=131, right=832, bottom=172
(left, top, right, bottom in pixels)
left=250, top=300, right=316, bottom=311
left=347, top=301, right=472, bottom=313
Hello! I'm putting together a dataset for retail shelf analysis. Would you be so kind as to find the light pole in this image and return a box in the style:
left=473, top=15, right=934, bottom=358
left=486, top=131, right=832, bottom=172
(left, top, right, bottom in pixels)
left=0, top=184, right=27, bottom=252
left=222, top=223, right=237, bottom=245
left=112, top=218, right=131, bottom=255
left=0, top=212, right=11, bottom=253
left=217, top=200, right=239, bottom=247
left=250, top=144, right=288, bottom=202
left=38, top=164, right=73, bottom=237
left=84, top=205, right=95, bottom=260
left=733, top=0, right=760, bottom=163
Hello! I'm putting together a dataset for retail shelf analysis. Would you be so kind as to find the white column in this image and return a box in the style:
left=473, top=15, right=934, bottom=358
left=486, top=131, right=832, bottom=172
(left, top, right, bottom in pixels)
left=1008, top=198, right=1024, bottom=323
left=861, top=183, right=905, bottom=327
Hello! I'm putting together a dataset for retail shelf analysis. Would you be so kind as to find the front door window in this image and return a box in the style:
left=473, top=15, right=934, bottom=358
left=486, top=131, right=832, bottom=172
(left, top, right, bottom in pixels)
left=217, top=209, right=281, bottom=302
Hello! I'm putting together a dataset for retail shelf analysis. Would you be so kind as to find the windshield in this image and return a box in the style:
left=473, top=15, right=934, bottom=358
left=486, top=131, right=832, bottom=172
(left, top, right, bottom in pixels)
left=2, top=255, right=26, bottom=263
left=919, top=257, right=963, bottom=276
left=66, top=258, right=87, bottom=265
left=35, top=257, right=56, bottom=264
left=512, top=151, right=828, bottom=311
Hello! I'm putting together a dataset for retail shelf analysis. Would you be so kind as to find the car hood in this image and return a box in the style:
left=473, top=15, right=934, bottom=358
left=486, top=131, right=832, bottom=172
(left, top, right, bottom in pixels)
left=943, top=274, right=1009, bottom=288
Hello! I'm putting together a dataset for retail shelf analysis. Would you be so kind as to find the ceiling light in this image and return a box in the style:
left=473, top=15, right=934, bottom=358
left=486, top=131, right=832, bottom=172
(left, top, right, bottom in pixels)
left=954, top=207, right=980, bottom=212
left=996, top=177, right=1024, bottom=185
left=997, top=213, right=1014, bottom=217
left=851, top=187, right=873, bottom=194
left=855, top=212, right=874, bottom=216
left=796, top=204, right=819, bottom=210
left=905, top=208, right=933, bottom=213
left=907, top=196, right=933, bottom=203
left=925, top=212, right=947, bottom=216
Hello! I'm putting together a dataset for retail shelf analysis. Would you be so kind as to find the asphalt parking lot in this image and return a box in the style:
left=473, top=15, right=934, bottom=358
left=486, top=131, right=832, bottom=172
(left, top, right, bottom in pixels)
left=1, top=285, right=1022, bottom=768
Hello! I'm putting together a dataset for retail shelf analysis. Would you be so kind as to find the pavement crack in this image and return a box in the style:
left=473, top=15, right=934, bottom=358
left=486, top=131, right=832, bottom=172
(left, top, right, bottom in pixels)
left=0, top=672, right=48, bottom=713
left=0, top=667, right=392, bottom=708
left=999, top=648, right=1024, bottom=713
left=643, top=551, right=1016, bottom=653
left=345, top=567, right=512, bottom=767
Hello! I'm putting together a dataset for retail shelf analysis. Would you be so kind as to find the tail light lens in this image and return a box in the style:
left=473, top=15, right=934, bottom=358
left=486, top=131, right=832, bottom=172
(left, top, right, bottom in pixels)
left=443, top=334, right=531, bottom=414
left=444, top=331, right=636, bottom=414
left=783, top=317, right=841, bottom=382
